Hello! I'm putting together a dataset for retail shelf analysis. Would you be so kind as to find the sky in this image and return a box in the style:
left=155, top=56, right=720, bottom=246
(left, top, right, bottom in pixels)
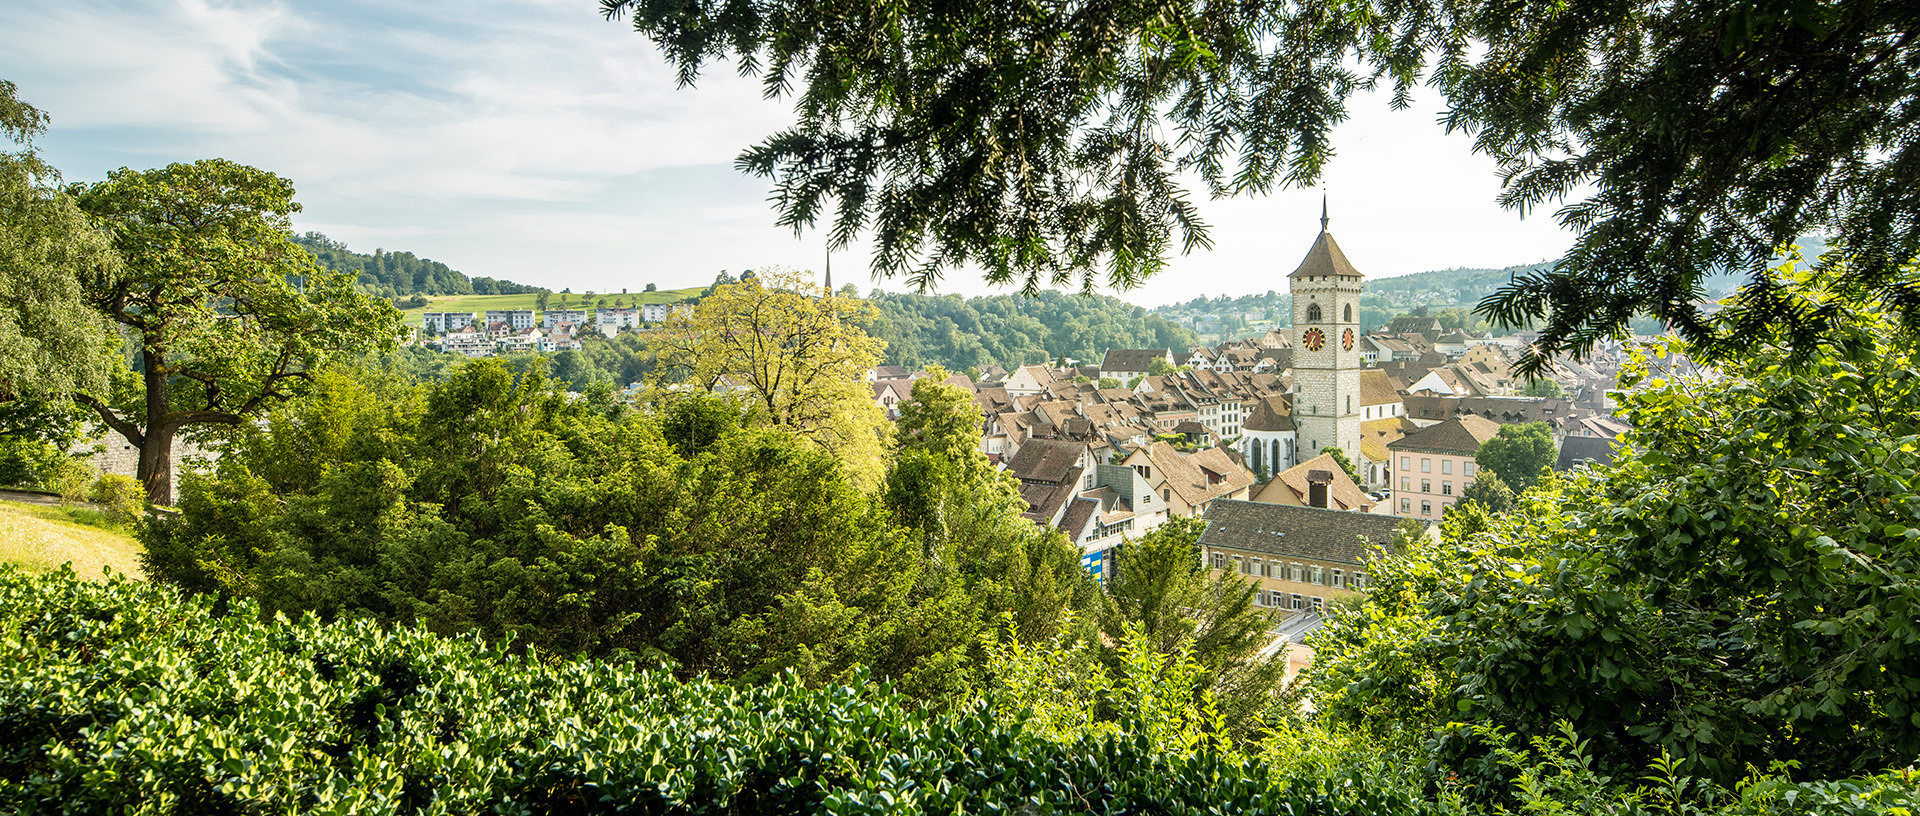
left=1, top=0, right=1579, bottom=307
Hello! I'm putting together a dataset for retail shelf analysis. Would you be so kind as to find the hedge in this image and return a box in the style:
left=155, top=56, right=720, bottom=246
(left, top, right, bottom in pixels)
left=0, top=567, right=1417, bottom=815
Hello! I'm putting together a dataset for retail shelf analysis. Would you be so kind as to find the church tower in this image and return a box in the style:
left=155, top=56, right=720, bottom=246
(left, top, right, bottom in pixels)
left=1289, top=200, right=1363, bottom=462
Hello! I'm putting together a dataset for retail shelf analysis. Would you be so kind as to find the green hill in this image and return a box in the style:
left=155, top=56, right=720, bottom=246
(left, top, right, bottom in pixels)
left=397, top=289, right=705, bottom=325
left=296, top=233, right=547, bottom=299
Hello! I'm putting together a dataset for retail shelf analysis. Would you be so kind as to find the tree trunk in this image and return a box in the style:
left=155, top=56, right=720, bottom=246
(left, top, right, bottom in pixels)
left=137, top=348, right=176, bottom=507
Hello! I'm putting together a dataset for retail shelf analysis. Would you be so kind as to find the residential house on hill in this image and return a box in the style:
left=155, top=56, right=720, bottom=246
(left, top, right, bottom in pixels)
left=1099, top=349, right=1171, bottom=384
left=1385, top=315, right=1444, bottom=341
left=1198, top=499, right=1412, bottom=612
left=1387, top=414, right=1503, bottom=518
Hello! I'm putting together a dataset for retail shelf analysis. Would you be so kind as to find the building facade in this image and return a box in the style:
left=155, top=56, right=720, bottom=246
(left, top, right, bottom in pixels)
left=1288, top=209, right=1364, bottom=463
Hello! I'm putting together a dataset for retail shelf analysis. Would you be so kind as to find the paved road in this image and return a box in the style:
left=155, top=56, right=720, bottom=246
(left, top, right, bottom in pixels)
left=0, top=489, right=74, bottom=507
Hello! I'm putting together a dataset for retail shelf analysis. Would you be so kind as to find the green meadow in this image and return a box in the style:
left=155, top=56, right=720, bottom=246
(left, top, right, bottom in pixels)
left=398, top=288, right=703, bottom=324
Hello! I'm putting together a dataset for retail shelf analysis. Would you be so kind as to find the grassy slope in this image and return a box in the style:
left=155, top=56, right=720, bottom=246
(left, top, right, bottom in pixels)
left=0, top=501, right=144, bottom=580
left=399, top=288, right=704, bottom=324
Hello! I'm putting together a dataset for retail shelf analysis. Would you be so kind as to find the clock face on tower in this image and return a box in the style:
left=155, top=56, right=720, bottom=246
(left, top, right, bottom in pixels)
left=1342, top=328, right=1355, bottom=351
left=1302, top=327, right=1326, bottom=352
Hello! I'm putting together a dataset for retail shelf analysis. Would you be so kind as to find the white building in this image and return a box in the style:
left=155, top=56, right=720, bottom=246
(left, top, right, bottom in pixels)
left=486, top=310, right=537, bottom=331
left=544, top=309, right=588, bottom=328
left=641, top=302, right=670, bottom=323
left=596, top=307, right=640, bottom=331
left=421, top=312, right=478, bottom=335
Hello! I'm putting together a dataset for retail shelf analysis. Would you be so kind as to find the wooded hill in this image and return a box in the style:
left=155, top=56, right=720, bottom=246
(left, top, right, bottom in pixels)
left=863, top=289, right=1198, bottom=375
left=295, top=232, right=547, bottom=299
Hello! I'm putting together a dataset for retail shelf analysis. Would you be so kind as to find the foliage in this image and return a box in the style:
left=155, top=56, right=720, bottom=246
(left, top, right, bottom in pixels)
left=607, top=0, right=1918, bottom=368
left=656, top=268, right=889, bottom=487
left=45, top=457, right=91, bottom=504
left=1474, top=422, right=1555, bottom=493
left=983, top=616, right=1229, bottom=753
left=140, top=361, right=1090, bottom=704
left=864, top=289, right=1194, bottom=374
left=295, top=232, right=544, bottom=298
left=1520, top=377, right=1565, bottom=399
left=87, top=473, right=144, bottom=526
left=0, top=81, right=119, bottom=408
left=0, top=566, right=1435, bottom=815
left=1097, top=517, right=1286, bottom=734
left=1324, top=446, right=1364, bottom=485
left=1313, top=279, right=1920, bottom=786
left=1455, top=471, right=1514, bottom=515
left=71, top=160, right=403, bottom=505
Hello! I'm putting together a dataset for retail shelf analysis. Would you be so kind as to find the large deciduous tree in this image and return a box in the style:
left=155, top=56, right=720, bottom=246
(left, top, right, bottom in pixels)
left=0, top=80, right=118, bottom=415
left=600, top=0, right=1920, bottom=369
left=72, top=160, right=401, bottom=505
left=653, top=267, right=889, bottom=486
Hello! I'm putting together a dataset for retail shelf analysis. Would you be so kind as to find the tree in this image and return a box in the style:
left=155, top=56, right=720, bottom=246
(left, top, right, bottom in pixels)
left=1456, top=471, right=1515, bottom=515
left=71, top=160, right=401, bottom=504
left=1098, top=517, right=1286, bottom=730
left=644, top=282, right=657, bottom=292
left=1521, top=377, right=1565, bottom=399
left=1314, top=274, right=1920, bottom=784
left=0, top=80, right=119, bottom=410
left=1474, top=422, right=1556, bottom=493
left=653, top=267, right=889, bottom=486
left=1097, top=377, right=1120, bottom=389
left=536, top=292, right=550, bottom=312
left=602, top=0, right=1919, bottom=370
left=1323, top=446, right=1363, bottom=486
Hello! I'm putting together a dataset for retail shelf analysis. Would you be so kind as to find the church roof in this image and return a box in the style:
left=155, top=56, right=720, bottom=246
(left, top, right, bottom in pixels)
left=1288, top=230, right=1364, bottom=279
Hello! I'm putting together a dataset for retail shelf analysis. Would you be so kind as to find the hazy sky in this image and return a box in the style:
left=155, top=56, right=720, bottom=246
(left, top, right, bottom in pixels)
left=2, top=0, right=1579, bottom=306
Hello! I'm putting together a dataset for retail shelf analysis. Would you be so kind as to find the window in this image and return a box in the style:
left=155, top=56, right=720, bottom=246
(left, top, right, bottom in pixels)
left=1290, top=593, right=1304, bottom=610
left=1400, top=498, right=1411, bottom=513
left=1331, top=569, right=1345, bottom=588
left=1250, top=558, right=1264, bottom=576
left=1268, top=590, right=1286, bottom=607
left=1421, top=479, right=1431, bottom=493
left=1346, top=395, right=1352, bottom=413
left=1234, top=556, right=1249, bottom=575
left=1162, top=488, right=1170, bottom=502
left=1353, top=572, right=1368, bottom=589
left=1290, top=563, right=1304, bottom=582
left=1442, top=481, right=1453, bottom=496
left=1400, top=456, right=1410, bottom=470
left=1310, top=565, right=1325, bottom=585
left=1421, top=501, right=1432, bottom=515
left=1210, top=552, right=1227, bottom=569
left=1306, top=303, right=1322, bottom=322
left=1421, top=458, right=1432, bottom=473
left=1400, top=477, right=1410, bottom=491
left=1344, top=304, right=1353, bottom=322
left=1464, top=462, right=1476, bottom=477
left=1442, top=460, right=1453, bottom=475
left=1310, top=596, right=1324, bottom=612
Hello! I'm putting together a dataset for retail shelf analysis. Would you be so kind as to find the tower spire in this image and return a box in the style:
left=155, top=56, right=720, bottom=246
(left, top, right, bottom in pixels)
left=824, top=246, right=832, bottom=294
left=1320, top=194, right=1329, bottom=233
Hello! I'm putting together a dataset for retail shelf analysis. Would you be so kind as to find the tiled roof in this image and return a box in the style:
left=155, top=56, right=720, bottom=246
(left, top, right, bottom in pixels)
left=1359, top=369, right=1399, bottom=407
left=1556, top=435, right=1619, bottom=471
left=1243, top=395, right=1295, bottom=432
left=1389, top=415, right=1504, bottom=456
left=1136, top=442, right=1255, bottom=508
left=1255, top=453, right=1373, bottom=511
left=1004, top=438, right=1088, bottom=484
left=1287, top=231, right=1364, bottom=279
left=1199, top=499, right=1407, bottom=566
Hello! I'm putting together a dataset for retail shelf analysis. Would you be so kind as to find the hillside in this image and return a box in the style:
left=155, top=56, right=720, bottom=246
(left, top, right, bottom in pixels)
left=864, top=289, right=1198, bottom=374
left=0, top=500, right=143, bottom=580
left=296, top=232, right=546, bottom=299
left=397, top=288, right=704, bottom=325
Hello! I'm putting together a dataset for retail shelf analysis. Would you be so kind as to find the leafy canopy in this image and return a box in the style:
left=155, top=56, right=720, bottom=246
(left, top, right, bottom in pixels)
left=601, top=0, right=1919, bottom=371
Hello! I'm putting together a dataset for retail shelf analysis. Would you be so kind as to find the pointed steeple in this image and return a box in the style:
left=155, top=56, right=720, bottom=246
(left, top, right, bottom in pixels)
left=824, top=247, right=832, bottom=293
left=1288, top=220, right=1362, bottom=279
left=1320, top=194, right=1329, bottom=233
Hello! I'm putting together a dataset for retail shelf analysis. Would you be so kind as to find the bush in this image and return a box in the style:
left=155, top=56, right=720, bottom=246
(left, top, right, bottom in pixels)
left=0, top=567, right=1418, bottom=815
left=43, top=457, right=93, bottom=503
left=88, top=473, right=145, bottom=526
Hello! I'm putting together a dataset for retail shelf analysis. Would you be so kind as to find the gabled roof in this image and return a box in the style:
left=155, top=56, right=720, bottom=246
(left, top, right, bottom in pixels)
left=1243, top=395, right=1295, bottom=433
left=1388, top=415, right=1504, bottom=456
left=1133, top=442, right=1256, bottom=508
left=1059, top=496, right=1101, bottom=541
left=1288, top=230, right=1364, bottom=279
left=1198, top=499, right=1408, bottom=566
left=1255, top=453, right=1374, bottom=511
left=1004, top=438, right=1088, bottom=484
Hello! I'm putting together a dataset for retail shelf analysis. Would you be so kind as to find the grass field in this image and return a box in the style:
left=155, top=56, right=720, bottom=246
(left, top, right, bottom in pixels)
left=0, top=501, right=145, bottom=581
left=399, top=288, right=704, bottom=324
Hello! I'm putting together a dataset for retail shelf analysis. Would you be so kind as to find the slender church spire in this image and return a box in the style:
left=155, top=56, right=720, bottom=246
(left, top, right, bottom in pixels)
left=824, top=247, right=832, bottom=294
left=1320, top=194, right=1329, bottom=233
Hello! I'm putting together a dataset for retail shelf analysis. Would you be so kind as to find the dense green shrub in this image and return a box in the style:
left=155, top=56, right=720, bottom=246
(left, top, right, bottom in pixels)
left=87, top=472, right=144, bottom=525
left=0, top=567, right=1415, bottom=816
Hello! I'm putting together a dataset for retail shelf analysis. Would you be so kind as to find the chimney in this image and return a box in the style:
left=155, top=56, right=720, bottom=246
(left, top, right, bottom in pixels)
left=1306, top=469, right=1333, bottom=509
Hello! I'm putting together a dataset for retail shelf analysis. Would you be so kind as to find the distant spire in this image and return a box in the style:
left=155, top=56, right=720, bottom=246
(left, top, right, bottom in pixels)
left=825, top=247, right=832, bottom=293
left=1320, top=194, right=1329, bottom=233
